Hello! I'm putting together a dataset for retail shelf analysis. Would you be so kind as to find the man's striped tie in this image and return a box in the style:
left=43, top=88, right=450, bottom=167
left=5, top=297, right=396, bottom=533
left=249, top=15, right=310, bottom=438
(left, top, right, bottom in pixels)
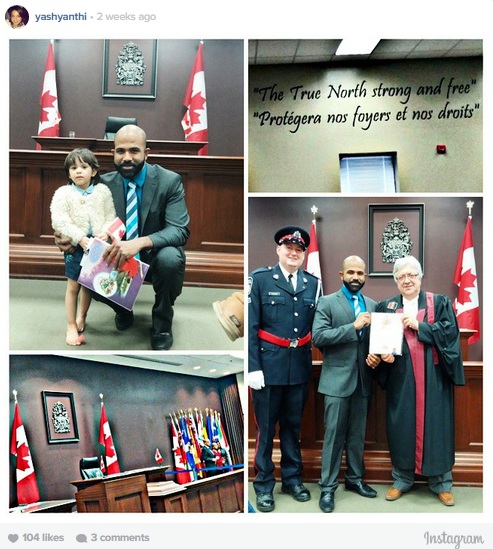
left=353, top=295, right=363, bottom=338
left=353, top=294, right=361, bottom=318
left=126, top=181, right=138, bottom=241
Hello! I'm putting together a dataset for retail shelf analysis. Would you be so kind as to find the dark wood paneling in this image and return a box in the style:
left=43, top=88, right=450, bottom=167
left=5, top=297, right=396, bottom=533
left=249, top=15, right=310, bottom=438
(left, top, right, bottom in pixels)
left=182, top=470, right=244, bottom=513
left=75, top=475, right=151, bottom=513
left=10, top=150, right=244, bottom=288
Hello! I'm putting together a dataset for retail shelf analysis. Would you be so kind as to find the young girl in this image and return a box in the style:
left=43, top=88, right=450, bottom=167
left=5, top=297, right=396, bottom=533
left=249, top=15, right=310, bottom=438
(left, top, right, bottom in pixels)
left=50, top=148, right=116, bottom=345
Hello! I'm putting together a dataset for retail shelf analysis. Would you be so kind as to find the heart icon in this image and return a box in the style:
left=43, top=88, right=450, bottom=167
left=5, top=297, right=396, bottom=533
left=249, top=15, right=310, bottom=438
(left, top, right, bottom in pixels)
left=8, top=534, right=19, bottom=543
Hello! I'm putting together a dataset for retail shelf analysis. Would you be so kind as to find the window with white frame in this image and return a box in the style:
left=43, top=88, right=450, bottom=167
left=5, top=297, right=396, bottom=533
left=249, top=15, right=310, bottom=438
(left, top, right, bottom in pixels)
left=339, top=152, right=399, bottom=193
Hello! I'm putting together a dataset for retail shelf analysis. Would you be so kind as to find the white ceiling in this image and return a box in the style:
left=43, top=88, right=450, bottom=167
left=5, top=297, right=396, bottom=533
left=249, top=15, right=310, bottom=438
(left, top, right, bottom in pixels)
left=249, top=39, right=482, bottom=65
left=58, top=353, right=244, bottom=379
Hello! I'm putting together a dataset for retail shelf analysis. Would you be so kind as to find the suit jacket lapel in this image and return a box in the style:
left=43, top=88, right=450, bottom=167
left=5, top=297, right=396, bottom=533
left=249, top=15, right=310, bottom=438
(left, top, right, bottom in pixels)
left=139, top=164, right=158, bottom=229
left=337, top=290, right=355, bottom=321
left=108, top=172, right=126, bottom=220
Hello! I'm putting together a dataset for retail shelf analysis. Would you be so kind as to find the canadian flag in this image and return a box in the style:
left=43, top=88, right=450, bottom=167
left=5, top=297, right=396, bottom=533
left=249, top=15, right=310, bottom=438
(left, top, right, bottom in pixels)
left=10, top=401, right=40, bottom=505
left=36, top=40, right=61, bottom=149
left=305, top=215, right=323, bottom=297
left=181, top=41, right=208, bottom=155
left=155, top=448, right=164, bottom=465
left=99, top=455, right=106, bottom=474
left=98, top=403, right=120, bottom=475
left=170, top=416, right=193, bottom=484
left=453, top=216, right=480, bottom=344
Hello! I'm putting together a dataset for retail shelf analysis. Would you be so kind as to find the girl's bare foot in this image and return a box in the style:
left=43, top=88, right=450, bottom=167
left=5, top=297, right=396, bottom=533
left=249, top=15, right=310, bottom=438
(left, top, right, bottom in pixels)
left=66, top=325, right=85, bottom=346
left=76, top=315, right=86, bottom=333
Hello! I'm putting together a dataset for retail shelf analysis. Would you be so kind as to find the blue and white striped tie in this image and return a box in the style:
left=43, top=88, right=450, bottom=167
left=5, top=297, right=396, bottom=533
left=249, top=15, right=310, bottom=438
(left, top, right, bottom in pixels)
left=126, top=181, right=139, bottom=241
left=353, top=295, right=362, bottom=338
left=353, top=294, right=361, bottom=318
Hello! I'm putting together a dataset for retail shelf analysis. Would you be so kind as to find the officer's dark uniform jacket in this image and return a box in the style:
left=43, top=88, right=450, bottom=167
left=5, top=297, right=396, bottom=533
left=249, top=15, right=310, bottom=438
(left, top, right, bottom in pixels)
left=248, top=263, right=320, bottom=385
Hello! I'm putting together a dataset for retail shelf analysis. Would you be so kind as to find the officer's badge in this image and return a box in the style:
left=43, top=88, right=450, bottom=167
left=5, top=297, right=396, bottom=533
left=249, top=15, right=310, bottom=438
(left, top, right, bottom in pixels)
left=248, top=276, right=253, bottom=295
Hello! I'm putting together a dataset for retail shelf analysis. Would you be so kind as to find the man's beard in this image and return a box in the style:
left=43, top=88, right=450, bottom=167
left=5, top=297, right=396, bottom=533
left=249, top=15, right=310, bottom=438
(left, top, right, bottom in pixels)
left=343, top=279, right=365, bottom=293
left=115, top=159, right=145, bottom=179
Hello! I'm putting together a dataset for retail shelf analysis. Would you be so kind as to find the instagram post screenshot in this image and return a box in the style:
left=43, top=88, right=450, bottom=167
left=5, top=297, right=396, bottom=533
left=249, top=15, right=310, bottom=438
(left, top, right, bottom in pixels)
left=3, top=0, right=493, bottom=546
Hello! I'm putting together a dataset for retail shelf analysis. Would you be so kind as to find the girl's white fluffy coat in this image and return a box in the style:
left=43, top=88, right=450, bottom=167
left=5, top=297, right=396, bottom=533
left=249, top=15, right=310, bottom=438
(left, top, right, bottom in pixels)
left=50, top=183, right=117, bottom=246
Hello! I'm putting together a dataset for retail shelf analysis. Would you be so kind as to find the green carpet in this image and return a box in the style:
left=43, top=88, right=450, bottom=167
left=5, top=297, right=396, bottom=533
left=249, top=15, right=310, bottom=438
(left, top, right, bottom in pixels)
left=10, top=279, right=244, bottom=352
left=248, top=482, right=483, bottom=514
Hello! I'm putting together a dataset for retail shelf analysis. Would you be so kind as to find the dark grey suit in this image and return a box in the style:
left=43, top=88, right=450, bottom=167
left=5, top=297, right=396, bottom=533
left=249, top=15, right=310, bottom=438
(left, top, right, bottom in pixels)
left=100, top=163, right=190, bottom=333
left=312, top=289, right=376, bottom=492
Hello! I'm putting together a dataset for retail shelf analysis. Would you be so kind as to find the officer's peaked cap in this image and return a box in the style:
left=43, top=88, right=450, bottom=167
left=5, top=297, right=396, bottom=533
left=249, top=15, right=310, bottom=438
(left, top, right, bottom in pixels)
left=274, top=226, right=310, bottom=251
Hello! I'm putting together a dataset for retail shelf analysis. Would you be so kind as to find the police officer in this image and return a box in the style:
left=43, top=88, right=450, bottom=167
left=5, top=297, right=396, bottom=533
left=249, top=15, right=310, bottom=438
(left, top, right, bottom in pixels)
left=248, top=225, right=321, bottom=512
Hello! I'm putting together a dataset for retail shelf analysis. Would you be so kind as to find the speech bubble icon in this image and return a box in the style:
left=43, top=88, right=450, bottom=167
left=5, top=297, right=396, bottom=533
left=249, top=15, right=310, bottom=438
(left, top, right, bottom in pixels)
left=76, top=534, right=88, bottom=543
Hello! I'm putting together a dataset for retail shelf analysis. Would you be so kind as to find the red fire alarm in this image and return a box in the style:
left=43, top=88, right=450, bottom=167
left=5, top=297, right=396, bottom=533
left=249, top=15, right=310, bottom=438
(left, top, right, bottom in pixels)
left=436, top=144, right=447, bottom=154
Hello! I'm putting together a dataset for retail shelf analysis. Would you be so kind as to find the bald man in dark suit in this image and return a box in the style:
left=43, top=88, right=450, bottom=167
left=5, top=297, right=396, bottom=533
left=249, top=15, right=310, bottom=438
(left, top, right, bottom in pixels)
left=55, top=125, right=190, bottom=350
left=312, top=255, right=383, bottom=513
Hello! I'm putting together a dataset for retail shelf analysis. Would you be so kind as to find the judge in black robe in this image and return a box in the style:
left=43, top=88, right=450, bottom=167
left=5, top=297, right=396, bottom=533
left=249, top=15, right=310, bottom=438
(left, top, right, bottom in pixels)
left=376, top=256, right=465, bottom=505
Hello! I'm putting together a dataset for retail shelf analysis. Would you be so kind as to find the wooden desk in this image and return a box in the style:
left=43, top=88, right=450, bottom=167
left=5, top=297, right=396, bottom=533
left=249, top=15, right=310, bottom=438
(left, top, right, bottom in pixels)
left=9, top=499, right=76, bottom=513
left=74, top=475, right=150, bottom=513
left=71, top=466, right=167, bottom=513
left=148, top=469, right=244, bottom=513
left=147, top=481, right=188, bottom=513
left=33, top=136, right=207, bottom=155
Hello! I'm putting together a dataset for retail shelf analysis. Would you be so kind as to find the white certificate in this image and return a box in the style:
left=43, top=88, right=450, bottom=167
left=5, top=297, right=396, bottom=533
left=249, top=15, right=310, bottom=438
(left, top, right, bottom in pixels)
left=369, top=312, right=404, bottom=355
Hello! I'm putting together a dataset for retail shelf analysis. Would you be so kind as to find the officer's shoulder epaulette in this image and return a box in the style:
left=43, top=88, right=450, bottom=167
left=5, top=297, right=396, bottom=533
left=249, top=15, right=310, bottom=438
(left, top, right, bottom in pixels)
left=249, top=266, right=273, bottom=277
left=300, top=269, right=319, bottom=281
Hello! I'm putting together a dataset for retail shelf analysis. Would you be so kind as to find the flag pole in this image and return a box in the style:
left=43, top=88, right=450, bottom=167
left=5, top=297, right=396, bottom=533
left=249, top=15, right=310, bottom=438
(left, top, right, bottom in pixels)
left=466, top=200, right=474, bottom=218
left=12, top=389, right=18, bottom=403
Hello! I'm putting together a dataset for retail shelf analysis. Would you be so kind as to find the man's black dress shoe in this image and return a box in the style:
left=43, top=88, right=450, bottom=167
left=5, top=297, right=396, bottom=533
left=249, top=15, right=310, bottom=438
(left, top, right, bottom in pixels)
left=345, top=480, right=377, bottom=498
left=115, top=311, right=134, bottom=331
left=281, top=483, right=311, bottom=502
left=151, top=331, right=173, bottom=350
left=319, top=491, right=335, bottom=513
left=256, top=492, right=275, bottom=512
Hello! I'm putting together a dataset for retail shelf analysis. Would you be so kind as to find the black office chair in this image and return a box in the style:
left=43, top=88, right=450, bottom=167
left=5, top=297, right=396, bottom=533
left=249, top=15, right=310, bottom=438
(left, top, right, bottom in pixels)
left=103, top=116, right=137, bottom=139
left=79, top=456, right=104, bottom=479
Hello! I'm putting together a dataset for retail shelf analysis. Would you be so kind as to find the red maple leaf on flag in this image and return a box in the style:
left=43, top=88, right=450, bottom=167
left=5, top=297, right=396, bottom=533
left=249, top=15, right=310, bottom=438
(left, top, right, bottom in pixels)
left=40, top=91, right=57, bottom=122
left=456, top=268, right=476, bottom=305
left=16, top=444, right=31, bottom=472
left=188, top=94, right=206, bottom=127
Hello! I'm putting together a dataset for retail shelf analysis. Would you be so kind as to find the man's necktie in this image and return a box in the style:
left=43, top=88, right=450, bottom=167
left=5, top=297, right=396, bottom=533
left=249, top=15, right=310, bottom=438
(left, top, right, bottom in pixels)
left=126, top=181, right=139, bottom=241
left=288, top=273, right=295, bottom=291
left=353, top=294, right=361, bottom=318
left=353, top=295, right=363, bottom=338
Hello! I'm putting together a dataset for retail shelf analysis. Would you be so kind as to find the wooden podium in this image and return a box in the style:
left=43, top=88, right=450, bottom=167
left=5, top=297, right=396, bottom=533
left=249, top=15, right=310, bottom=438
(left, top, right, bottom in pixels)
left=71, top=466, right=167, bottom=513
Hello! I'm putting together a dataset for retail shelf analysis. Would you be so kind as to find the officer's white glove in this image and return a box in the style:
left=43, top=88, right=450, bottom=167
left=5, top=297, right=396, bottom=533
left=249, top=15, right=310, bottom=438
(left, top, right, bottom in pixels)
left=248, top=370, right=265, bottom=391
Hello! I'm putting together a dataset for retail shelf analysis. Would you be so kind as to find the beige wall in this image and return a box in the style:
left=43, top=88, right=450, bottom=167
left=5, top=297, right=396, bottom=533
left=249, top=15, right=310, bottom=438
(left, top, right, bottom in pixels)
left=249, top=57, right=482, bottom=193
